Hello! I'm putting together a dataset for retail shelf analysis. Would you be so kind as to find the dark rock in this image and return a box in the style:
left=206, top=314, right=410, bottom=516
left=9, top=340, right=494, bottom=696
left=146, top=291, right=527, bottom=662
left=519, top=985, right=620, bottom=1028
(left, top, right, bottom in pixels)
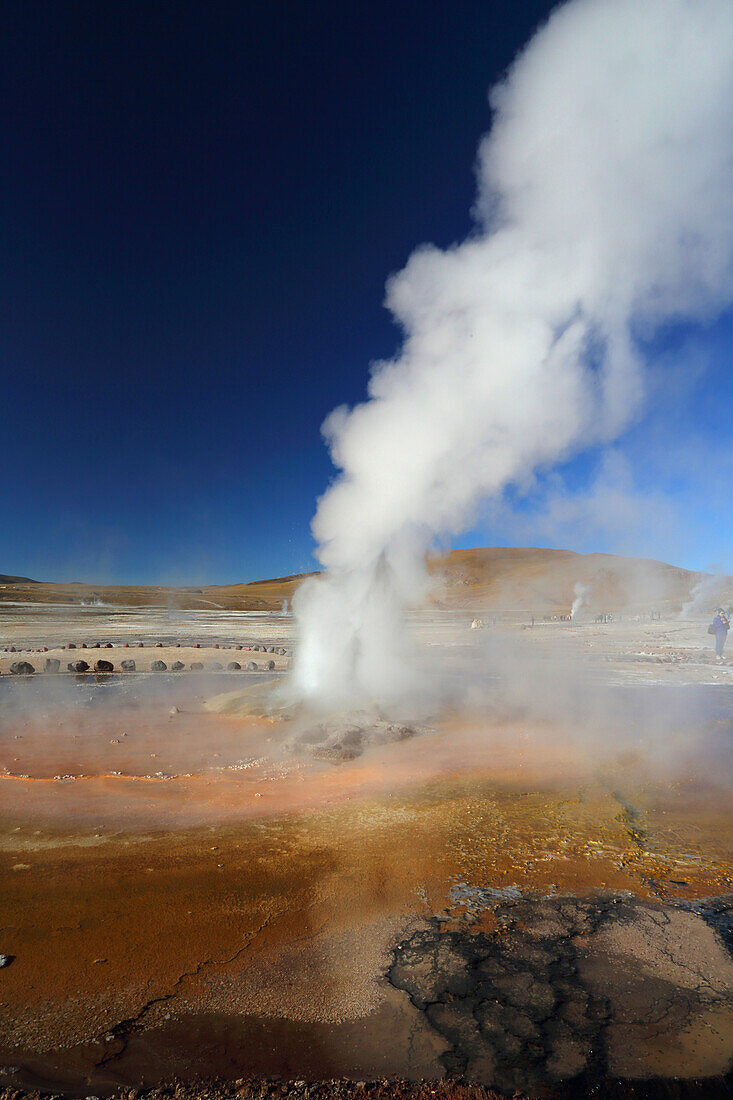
left=266, top=645, right=275, bottom=653
left=341, top=727, right=363, bottom=747
left=264, top=659, right=275, bottom=671
left=246, top=661, right=258, bottom=671
left=363, top=722, right=414, bottom=745
left=171, top=661, right=185, bottom=672
left=93, top=642, right=100, bottom=648
left=155, top=642, right=163, bottom=648
left=312, top=743, right=362, bottom=763
left=44, top=658, right=61, bottom=673
left=253, top=645, right=261, bottom=652
left=73, top=660, right=90, bottom=673
left=227, top=661, right=241, bottom=671
left=190, top=662, right=204, bottom=670
left=105, top=642, right=113, bottom=648
left=287, top=718, right=419, bottom=765
left=10, top=661, right=35, bottom=675
left=121, top=659, right=136, bottom=672
left=297, top=726, right=329, bottom=746
left=81, top=642, right=88, bottom=648
left=151, top=660, right=167, bottom=672
left=67, top=642, right=76, bottom=650
left=94, top=659, right=114, bottom=673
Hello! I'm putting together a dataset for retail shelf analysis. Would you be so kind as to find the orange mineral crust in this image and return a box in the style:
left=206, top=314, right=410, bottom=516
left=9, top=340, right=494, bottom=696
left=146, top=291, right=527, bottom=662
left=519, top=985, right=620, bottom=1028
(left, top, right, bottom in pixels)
left=0, top=655, right=732, bottom=1092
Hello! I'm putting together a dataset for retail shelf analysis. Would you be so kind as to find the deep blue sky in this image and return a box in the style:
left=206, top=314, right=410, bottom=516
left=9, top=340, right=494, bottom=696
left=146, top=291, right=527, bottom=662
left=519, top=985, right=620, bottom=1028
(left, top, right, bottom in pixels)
left=2, top=1, right=731, bottom=583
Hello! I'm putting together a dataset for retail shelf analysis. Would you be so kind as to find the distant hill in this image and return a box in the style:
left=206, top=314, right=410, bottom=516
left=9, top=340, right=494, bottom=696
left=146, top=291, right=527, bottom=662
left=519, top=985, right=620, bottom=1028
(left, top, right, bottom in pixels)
left=0, top=572, right=317, bottom=612
left=426, top=547, right=709, bottom=615
left=0, top=549, right=722, bottom=616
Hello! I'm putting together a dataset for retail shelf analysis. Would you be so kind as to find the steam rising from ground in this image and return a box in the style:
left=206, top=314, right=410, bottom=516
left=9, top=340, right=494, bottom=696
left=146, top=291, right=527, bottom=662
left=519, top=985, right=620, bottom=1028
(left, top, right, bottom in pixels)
left=292, top=0, right=733, bottom=710
left=680, top=573, right=730, bottom=620
left=570, top=583, right=589, bottom=622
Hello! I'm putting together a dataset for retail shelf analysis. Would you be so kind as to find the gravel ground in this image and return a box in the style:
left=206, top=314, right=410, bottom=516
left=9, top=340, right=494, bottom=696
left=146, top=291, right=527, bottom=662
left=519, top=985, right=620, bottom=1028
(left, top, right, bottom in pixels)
left=0, top=1082, right=510, bottom=1100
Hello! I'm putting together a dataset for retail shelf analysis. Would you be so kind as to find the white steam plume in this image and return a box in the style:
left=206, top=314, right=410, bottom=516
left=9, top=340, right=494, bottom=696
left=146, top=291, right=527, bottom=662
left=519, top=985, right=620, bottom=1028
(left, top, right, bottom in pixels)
left=679, top=573, right=730, bottom=620
left=570, top=583, right=589, bottom=622
left=292, top=0, right=733, bottom=710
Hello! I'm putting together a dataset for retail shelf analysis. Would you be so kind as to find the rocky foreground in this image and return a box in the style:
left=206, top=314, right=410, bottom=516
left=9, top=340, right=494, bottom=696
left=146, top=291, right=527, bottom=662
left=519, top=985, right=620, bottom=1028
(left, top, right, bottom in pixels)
left=0, top=1082, right=512, bottom=1100
left=2, top=1072, right=730, bottom=1099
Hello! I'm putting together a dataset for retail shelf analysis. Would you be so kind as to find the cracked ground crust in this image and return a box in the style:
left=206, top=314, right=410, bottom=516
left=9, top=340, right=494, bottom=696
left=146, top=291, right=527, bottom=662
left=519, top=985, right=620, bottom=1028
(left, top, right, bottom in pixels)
left=388, top=895, right=733, bottom=1093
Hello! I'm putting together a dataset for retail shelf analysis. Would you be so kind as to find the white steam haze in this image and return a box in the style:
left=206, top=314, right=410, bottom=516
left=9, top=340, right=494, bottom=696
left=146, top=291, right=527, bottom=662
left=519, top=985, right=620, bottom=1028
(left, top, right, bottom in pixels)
left=291, top=0, right=733, bottom=710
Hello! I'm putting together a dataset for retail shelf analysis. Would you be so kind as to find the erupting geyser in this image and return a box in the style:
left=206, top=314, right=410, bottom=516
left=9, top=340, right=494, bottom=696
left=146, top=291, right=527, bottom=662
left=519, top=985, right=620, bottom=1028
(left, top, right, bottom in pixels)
left=291, top=0, right=733, bottom=709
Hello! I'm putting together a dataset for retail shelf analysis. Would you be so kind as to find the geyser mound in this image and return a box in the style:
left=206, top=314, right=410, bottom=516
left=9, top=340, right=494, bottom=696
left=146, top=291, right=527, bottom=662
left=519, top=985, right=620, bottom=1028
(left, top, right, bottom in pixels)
left=287, top=714, right=419, bottom=763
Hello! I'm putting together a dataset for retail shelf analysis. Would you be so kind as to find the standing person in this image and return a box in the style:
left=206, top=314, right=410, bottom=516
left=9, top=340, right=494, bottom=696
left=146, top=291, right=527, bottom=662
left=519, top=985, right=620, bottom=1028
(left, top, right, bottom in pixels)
left=709, top=607, right=730, bottom=658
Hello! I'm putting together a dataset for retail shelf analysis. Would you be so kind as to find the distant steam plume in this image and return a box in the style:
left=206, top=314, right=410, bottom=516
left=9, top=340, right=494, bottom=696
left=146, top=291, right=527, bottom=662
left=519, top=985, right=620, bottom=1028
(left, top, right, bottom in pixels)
left=292, top=0, right=733, bottom=709
left=570, top=583, right=589, bottom=622
left=680, top=573, right=730, bottom=620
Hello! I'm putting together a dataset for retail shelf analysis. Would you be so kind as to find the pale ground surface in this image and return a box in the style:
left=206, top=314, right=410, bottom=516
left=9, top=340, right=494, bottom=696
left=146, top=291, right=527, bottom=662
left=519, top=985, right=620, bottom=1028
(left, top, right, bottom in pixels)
left=1, top=601, right=732, bottom=682
left=0, top=603, right=731, bottom=1095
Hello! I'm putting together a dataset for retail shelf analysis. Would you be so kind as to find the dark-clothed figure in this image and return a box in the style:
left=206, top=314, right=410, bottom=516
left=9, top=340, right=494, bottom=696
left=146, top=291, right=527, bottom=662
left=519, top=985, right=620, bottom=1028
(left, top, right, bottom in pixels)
left=711, top=608, right=730, bottom=658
